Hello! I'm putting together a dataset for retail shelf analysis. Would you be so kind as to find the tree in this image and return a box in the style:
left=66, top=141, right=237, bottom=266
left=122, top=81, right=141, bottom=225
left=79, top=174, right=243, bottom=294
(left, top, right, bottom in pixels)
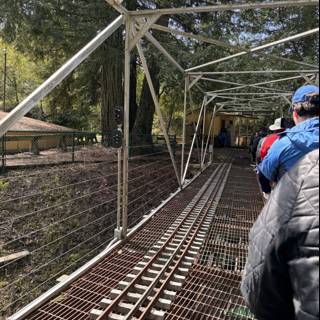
left=0, top=40, right=42, bottom=113
left=0, top=0, right=318, bottom=135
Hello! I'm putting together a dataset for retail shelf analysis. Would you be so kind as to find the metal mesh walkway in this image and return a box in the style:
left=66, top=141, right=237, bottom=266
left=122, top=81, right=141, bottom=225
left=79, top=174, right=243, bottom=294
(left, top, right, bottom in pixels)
left=166, top=161, right=263, bottom=319
left=18, top=152, right=263, bottom=320
left=23, top=166, right=217, bottom=320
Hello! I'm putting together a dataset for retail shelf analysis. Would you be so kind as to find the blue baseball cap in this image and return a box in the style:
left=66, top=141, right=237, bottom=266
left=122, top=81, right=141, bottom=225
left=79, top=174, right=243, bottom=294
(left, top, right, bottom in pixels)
left=290, top=85, right=319, bottom=112
left=292, top=85, right=319, bottom=104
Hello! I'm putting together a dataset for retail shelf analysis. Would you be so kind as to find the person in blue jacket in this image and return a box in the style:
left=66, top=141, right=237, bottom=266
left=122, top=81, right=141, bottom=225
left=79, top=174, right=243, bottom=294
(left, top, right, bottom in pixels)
left=258, top=84, right=319, bottom=194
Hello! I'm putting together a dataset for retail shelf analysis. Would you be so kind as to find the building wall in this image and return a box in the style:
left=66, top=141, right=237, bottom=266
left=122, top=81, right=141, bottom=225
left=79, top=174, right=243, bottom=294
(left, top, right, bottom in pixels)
left=186, top=113, right=254, bottom=147
left=2, top=132, right=68, bottom=154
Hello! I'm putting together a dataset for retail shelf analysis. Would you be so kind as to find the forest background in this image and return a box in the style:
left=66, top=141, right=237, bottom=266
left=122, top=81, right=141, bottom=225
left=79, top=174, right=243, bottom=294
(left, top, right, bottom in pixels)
left=0, top=0, right=319, bottom=138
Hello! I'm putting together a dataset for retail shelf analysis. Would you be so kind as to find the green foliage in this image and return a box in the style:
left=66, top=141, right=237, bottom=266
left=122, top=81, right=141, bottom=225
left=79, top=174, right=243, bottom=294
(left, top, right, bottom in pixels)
left=0, top=1, right=319, bottom=133
left=0, top=40, right=42, bottom=112
left=0, top=179, right=9, bottom=191
left=224, top=306, right=255, bottom=319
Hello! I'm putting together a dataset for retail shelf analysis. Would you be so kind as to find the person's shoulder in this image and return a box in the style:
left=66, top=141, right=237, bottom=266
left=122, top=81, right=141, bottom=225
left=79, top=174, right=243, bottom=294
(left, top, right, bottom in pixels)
left=268, top=135, right=289, bottom=152
left=288, top=149, right=319, bottom=179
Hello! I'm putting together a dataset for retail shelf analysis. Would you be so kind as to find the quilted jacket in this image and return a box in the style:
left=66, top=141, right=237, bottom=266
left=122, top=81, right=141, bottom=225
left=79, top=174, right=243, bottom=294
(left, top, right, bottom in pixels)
left=242, top=149, right=319, bottom=320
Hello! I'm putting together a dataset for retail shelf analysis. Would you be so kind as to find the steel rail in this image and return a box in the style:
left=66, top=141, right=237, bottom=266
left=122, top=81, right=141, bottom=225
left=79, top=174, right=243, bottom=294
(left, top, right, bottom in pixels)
left=7, top=163, right=210, bottom=320
left=136, top=164, right=231, bottom=320
left=95, top=164, right=228, bottom=320
left=95, top=164, right=223, bottom=319
left=125, top=165, right=227, bottom=320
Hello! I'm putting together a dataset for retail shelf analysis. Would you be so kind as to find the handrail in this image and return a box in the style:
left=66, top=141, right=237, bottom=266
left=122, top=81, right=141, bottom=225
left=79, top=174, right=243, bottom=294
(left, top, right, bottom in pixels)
left=0, top=15, right=123, bottom=138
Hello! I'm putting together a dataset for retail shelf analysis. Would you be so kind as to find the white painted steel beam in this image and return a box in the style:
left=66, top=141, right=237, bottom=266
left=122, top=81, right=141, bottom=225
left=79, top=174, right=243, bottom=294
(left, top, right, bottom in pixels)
left=201, top=76, right=289, bottom=94
left=205, top=95, right=219, bottom=107
left=272, top=55, right=318, bottom=69
left=144, top=32, right=185, bottom=74
left=188, top=75, right=203, bottom=91
left=223, top=110, right=275, bottom=114
left=0, top=15, right=124, bottom=138
left=201, top=110, right=215, bottom=168
left=188, top=70, right=319, bottom=76
left=181, top=77, right=189, bottom=181
left=187, top=28, right=319, bottom=72
left=151, top=24, right=237, bottom=50
left=153, top=25, right=317, bottom=70
left=207, top=74, right=312, bottom=94
left=182, top=96, right=208, bottom=184
left=188, top=90, right=202, bottom=163
left=105, top=0, right=128, bottom=14
left=129, top=1, right=319, bottom=16
left=121, top=17, right=132, bottom=239
left=214, top=95, right=276, bottom=103
left=130, top=15, right=161, bottom=51
left=213, top=92, right=291, bottom=96
left=136, top=41, right=182, bottom=187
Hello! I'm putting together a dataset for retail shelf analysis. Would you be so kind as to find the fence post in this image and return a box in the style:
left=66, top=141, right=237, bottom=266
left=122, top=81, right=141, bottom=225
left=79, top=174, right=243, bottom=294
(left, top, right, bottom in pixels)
left=1, top=135, right=6, bottom=171
left=72, top=132, right=75, bottom=163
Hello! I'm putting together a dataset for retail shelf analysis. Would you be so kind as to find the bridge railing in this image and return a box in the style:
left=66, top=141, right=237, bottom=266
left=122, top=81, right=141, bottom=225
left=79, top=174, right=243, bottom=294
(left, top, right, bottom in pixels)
left=0, top=133, right=181, bottom=318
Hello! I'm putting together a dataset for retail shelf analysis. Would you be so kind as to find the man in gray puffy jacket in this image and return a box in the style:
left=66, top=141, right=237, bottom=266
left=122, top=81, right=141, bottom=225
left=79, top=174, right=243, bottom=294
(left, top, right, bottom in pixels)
left=241, top=149, right=319, bottom=319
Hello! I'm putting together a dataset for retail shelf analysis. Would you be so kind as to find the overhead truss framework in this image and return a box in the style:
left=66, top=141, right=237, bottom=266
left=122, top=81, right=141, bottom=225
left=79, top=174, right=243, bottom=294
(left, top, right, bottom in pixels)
left=4, top=2, right=320, bottom=319
left=0, top=0, right=319, bottom=243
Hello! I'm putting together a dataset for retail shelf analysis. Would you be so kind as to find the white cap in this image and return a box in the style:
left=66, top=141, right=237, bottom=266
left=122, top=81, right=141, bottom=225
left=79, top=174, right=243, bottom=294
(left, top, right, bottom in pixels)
left=269, top=118, right=283, bottom=131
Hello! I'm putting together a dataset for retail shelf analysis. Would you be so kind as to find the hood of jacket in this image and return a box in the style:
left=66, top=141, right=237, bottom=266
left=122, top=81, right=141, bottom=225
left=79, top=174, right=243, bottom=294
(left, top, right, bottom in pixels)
left=281, top=117, right=319, bottom=153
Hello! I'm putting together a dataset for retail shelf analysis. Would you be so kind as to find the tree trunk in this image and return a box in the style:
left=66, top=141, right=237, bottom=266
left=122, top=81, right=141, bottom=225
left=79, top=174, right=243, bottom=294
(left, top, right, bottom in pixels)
left=129, top=55, right=138, bottom=132
left=133, top=60, right=160, bottom=143
left=101, top=31, right=123, bottom=144
left=133, top=15, right=169, bottom=142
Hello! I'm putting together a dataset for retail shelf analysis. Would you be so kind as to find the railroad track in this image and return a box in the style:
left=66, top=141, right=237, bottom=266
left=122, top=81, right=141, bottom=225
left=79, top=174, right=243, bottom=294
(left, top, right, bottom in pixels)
left=91, top=163, right=231, bottom=320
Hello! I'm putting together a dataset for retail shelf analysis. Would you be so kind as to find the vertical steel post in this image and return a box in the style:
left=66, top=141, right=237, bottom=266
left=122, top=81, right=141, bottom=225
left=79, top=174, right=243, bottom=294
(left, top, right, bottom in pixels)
left=201, top=102, right=207, bottom=168
left=1, top=135, right=5, bottom=171
left=117, top=147, right=123, bottom=233
left=122, top=17, right=131, bottom=239
left=210, top=106, right=217, bottom=163
left=181, top=77, right=188, bottom=181
left=202, top=110, right=215, bottom=168
left=3, top=48, right=7, bottom=112
left=246, top=119, right=249, bottom=147
left=182, top=96, right=206, bottom=184
left=71, top=132, right=75, bottom=163
left=238, top=117, right=242, bottom=147
left=188, top=91, right=201, bottom=163
left=281, top=95, right=292, bottom=117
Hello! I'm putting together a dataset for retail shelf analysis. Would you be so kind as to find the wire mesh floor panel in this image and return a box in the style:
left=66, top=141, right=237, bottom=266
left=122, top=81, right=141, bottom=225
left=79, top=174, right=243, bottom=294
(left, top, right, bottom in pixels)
left=24, top=167, right=217, bottom=320
left=166, top=160, right=263, bottom=320
left=168, top=267, right=255, bottom=320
